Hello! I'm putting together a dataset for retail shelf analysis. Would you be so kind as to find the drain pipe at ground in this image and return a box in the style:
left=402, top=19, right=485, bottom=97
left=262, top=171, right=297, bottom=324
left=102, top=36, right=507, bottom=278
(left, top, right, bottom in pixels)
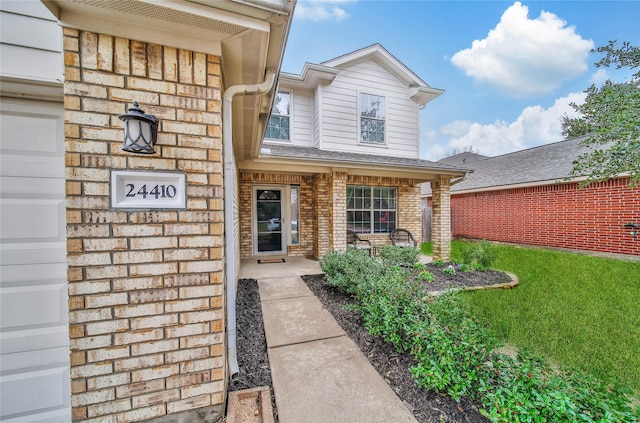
left=223, top=70, right=277, bottom=380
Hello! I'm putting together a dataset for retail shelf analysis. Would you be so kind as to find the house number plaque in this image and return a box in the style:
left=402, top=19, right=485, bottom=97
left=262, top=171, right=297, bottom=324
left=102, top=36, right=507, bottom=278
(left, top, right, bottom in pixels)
left=111, top=170, right=186, bottom=209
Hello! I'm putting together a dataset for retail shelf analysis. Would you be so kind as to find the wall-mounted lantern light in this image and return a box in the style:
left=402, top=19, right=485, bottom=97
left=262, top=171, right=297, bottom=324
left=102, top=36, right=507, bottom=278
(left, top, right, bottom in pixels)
left=119, top=101, right=158, bottom=154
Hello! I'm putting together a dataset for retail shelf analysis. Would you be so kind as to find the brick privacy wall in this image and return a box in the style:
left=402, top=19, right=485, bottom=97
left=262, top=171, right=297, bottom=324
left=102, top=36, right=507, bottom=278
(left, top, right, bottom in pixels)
left=63, top=29, right=226, bottom=422
left=238, top=172, right=315, bottom=258
left=451, top=178, right=640, bottom=256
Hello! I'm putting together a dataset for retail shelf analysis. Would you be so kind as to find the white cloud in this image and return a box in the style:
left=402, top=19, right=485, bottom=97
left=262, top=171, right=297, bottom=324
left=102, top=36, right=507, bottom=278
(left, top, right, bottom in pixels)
left=451, top=2, right=594, bottom=97
left=425, top=92, right=587, bottom=160
left=295, top=0, right=353, bottom=21
left=589, top=69, right=610, bottom=86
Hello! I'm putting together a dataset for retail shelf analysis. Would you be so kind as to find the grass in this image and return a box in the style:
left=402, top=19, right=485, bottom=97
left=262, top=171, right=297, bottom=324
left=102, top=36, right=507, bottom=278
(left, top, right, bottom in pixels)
left=422, top=240, right=640, bottom=392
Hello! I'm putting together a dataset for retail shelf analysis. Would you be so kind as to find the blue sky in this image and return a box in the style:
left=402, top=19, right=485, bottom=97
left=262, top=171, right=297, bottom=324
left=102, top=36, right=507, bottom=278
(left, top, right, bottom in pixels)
left=280, top=1, right=640, bottom=161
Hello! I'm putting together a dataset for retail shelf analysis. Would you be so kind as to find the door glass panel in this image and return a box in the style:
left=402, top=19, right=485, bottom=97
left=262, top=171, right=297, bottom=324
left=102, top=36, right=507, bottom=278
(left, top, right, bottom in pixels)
left=256, top=189, right=283, bottom=253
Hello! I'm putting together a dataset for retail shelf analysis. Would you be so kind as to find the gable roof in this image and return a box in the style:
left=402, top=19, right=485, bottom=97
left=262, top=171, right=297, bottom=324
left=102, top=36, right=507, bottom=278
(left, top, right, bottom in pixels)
left=238, top=142, right=470, bottom=183
left=280, top=43, right=444, bottom=106
left=422, top=136, right=592, bottom=195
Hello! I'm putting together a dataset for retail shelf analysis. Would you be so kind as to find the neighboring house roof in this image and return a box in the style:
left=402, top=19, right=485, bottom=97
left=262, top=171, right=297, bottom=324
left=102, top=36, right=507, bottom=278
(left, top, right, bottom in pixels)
left=280, top=43, right=444, bottom=107
left=422, top=136, right=591, bottom=195
left=238, top=142, right=471, bottom=183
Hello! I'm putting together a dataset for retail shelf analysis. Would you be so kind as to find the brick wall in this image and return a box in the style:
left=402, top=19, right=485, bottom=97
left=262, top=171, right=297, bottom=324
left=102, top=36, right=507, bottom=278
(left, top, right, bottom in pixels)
left=64, top=29, right=226, bottom=421
left=450, top=178, right=640, bottom=256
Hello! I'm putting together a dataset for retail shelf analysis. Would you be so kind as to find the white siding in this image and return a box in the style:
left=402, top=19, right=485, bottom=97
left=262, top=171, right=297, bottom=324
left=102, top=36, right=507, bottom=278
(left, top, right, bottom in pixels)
left=290, top=88, right=314, bottom=147
left=320, top=59, right=420, bottom=158
left=0, top=2, right=63, bottom=83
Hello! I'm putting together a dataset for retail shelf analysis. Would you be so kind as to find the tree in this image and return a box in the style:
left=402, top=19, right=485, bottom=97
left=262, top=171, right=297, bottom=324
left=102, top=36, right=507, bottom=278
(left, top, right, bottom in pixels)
left=562, top=41, right=640, bottom=187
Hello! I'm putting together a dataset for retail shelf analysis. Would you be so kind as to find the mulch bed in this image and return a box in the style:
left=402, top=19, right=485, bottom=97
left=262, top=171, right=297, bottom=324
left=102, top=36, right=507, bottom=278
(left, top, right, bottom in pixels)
left=230, top=264, right=511, bottom=423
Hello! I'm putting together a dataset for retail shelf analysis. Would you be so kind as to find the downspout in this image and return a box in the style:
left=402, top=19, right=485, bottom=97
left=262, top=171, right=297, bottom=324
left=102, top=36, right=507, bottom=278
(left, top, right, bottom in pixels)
left=223, top=69, right=277, bottom=380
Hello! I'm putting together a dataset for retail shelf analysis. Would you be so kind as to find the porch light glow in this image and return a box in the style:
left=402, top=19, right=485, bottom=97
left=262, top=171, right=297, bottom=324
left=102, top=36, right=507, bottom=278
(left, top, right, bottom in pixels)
left=119, top=101, right=158, bottom=154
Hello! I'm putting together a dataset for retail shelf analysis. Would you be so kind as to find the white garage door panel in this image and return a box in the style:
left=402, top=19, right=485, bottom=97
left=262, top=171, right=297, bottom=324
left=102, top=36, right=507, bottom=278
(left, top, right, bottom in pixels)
left=1, top=366, right=70, bottom=419
left=1, top=95, right=69, bottom=421
left=1, top=284, right=68, bottom=329
left=1, top=198, right=66, bottom=241
left=1, top=243, right=67, bottom=266
left=0, top=155, right=64, bottom=178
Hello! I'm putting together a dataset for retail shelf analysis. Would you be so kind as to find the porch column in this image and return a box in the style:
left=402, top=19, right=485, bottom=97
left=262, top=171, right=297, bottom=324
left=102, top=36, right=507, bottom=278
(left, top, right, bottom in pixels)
left=431, top=177, right=452, bottom=260
left=314, top=173, right=330, bottom=257
left=330, top=170, right=348, bottom=253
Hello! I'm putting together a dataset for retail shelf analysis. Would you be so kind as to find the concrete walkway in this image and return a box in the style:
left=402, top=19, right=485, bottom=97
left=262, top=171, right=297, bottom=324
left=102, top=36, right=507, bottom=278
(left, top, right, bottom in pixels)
left=251, top=259, right=417, bottom=423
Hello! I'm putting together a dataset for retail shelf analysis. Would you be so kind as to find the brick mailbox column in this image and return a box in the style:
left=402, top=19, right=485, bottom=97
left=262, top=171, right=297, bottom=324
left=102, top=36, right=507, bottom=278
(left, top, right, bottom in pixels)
left=64, top=29, right=226, bottom=421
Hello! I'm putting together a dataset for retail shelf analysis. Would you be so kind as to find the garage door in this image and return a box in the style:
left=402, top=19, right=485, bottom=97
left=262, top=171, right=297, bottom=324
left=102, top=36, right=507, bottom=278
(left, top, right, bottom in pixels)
left=1, top=97, right=70, bottom=422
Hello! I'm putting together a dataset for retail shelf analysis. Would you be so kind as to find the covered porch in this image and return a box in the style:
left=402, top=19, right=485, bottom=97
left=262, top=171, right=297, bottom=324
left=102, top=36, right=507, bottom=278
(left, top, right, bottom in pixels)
left=237, top=144, right=468, bottom=261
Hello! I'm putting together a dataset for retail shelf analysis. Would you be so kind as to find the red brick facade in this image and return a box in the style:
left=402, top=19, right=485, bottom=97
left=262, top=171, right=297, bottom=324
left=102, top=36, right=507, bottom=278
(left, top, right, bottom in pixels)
left=449, top=178, right=640, bottom=256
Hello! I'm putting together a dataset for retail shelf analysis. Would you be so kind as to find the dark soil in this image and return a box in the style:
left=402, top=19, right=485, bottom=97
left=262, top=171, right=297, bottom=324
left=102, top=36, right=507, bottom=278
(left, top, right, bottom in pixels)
left=230, top=265, right=511, bottom=423
left=227, top=279, right=279, bottom=422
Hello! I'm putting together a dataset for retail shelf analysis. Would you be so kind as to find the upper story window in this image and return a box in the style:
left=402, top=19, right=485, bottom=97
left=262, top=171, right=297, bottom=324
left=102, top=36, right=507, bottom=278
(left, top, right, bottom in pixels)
left=266, top=91, right=291, bottom=141
left=360, top=93, right=386, bottom=144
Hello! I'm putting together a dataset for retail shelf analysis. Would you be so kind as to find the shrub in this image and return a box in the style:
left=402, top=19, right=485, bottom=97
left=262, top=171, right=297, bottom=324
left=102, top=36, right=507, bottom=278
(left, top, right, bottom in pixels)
left=432, top=258, right=447, bottom=267
left=443, top=265, right=456, bottom=276
left=377, top=245, right=420, bottom=268
left=320, top=248, right=379, bottom=295
left=462, top=239, right=496, bottom=270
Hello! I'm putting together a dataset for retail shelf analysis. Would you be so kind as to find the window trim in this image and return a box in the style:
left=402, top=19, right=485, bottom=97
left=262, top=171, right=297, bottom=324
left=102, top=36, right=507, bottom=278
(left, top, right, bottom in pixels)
left=265, top=90, right=292, bottom=142
left=358, top=91, right=387, bottom=146
left=346, top=185, right=397, bottom=234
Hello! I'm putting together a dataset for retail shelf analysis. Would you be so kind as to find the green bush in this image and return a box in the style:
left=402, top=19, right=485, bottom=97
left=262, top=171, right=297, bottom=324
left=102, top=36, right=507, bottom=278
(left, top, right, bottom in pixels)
left=320, top=248, right=379, bottom=295
left=462, top=239, right=496, bottom=270
left=376, top=245, right=420, bottom=268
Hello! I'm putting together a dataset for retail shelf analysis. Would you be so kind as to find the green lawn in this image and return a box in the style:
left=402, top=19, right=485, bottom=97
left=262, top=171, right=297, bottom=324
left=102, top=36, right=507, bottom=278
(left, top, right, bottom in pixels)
left=424, top=241, right=640, bottom=392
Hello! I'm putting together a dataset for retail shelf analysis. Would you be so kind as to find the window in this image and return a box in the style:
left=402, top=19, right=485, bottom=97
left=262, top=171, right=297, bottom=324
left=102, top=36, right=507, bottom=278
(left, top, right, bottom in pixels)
left=347, top=185, right=396, bottom=234
left=290, top=185, right=300, bottom=245
left=266, top=91, right=290, bottom=141
left=360, top=93, right=386, bottom=144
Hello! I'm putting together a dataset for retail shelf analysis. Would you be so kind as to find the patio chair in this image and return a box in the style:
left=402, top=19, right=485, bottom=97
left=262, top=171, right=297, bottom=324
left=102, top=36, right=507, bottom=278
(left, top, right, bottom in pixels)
left=346, top=230, right=373, bottom=255
left=389, top=228, right=417, bottom=248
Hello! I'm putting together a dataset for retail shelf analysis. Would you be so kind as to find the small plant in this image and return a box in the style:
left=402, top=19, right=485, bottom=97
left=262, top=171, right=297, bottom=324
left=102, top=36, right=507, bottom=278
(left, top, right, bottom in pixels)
left=413, top=262, right=426, bottom=271
left=418, top=270, right=435, bottom=283
left=432, top=258, right=446, bottom=267
left=443, top=265, right=456, bottom=276
left=462, top=239, right=496, bottom=270
left=459, top=263, right=471, bottom=273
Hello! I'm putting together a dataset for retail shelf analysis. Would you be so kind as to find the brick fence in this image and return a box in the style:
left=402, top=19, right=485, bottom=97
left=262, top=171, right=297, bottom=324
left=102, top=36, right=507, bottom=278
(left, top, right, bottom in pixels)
left=449, top=178, right=640, bottom=256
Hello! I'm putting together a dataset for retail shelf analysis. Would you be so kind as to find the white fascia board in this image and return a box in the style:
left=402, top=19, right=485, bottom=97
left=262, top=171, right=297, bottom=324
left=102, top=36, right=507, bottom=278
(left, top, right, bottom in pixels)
left=410, top=86, right=445, bottom=107
left=279, top=64, right=338, bottom=89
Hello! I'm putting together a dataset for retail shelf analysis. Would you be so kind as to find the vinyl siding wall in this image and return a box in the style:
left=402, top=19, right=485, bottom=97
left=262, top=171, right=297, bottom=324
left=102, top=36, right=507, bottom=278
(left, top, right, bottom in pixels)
left=320, top=59, right=420, bottom=158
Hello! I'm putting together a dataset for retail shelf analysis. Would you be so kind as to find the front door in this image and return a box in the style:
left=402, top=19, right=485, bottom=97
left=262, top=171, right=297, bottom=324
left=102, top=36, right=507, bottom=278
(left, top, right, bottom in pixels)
left=255, top=187, right=286, bottom=254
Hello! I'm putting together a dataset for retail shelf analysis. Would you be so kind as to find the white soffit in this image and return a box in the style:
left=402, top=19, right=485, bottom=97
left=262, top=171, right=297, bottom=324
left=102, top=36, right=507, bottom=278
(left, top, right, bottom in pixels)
left=43, top=0, right=271, bottom=56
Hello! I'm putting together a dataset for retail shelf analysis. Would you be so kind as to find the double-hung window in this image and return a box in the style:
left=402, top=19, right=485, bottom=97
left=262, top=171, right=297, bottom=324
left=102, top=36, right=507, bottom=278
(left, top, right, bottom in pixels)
left=266, top=91, right=290, bottom=141
left=360, top=93, right=386, bottom=144
left=346, top=185, right=396, bottom=234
